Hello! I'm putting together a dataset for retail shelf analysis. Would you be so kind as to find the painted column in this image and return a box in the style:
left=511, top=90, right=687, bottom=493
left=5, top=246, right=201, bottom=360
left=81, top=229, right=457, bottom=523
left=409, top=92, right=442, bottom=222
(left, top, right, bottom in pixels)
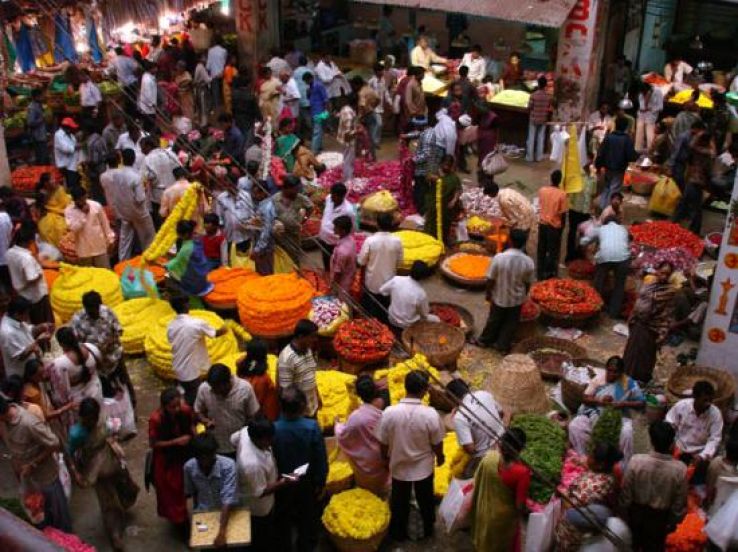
left=235, top=0, right=279, bottom=71
left=555, top=0, right=608, bottom=121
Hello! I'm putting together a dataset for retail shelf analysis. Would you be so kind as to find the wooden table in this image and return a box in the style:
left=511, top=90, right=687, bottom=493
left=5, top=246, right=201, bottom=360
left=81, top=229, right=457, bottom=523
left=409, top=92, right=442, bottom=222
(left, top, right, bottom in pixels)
left=190, top=508, right=251, bottom=549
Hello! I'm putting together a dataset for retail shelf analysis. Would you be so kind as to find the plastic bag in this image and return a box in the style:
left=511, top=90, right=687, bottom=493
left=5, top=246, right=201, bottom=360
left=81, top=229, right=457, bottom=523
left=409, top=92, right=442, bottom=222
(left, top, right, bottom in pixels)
left=438, top=478, right=474, bottom=534
left=705, top=490, right=738, bottom=550
left=103, top=387, right=137, bottom=439
left=57, top=453, right=72, bottom=501
left=481, top=149, right=509, bottom=176
left=648, top=176, right=682, bottom=216
left=120, top=266, right=158, bottom=299
left=524, top=497, right=561, bottom=552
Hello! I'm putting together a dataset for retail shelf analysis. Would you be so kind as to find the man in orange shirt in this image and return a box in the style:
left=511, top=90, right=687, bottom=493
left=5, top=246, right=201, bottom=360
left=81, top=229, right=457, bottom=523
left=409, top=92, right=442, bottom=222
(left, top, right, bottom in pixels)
left=537, top=170, right=567, bottom=280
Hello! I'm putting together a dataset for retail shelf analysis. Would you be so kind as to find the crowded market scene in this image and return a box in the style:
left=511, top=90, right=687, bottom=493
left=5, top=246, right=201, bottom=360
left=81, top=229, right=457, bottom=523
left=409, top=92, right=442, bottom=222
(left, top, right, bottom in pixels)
left=3, top=0, right=738, bottom=550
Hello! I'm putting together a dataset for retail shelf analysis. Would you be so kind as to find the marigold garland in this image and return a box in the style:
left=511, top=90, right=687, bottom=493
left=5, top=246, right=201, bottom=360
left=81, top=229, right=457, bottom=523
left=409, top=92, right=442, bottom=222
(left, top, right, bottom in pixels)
left=112, top=298, right=174, bottom=354
left=205, top=267, right=260, bottom=307
left=236, top=273, right=315, bottom=336
left=114, top=255, right=168, bottom=283
left=447, top=253, right=491, bottom=280
left=316, top=370, right=359, bottom=431
left=394, top=230, right=444, bottom=270
left=50, top=263, right=123, bottom=322
left=373, top=354, right=440, bottom=406
left=144, top=309, right=238, bottom=380
left=630, top=221, right=704, bottom=259
left=434, top=432, right=471, bottom=497
left=530, top=278, right=603, bottom=316
left=142, top=183, right=201, bottom=262
left=665, top=512, right=706, bottom=552
left=333, top=320, right=394, bottom=364
left=322, top=488, right=390, bottom=540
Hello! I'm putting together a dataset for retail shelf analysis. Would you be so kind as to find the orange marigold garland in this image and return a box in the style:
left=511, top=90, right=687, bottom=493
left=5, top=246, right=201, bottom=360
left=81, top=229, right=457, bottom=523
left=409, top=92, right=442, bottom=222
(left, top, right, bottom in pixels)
left=333, top=319, right=394, bottom=364
left=630, top=221, right=704, bottom=259
left=114, top=255, right=168, bottom=283
left=530, top=278, right=603, bottom=316
left=665, top=512, right=706, bottom=552
left=237, top=273, right=316, bottom=336
left=206, top=267, right=259, bottom=308
left=447, top=253, right=491, bottom=280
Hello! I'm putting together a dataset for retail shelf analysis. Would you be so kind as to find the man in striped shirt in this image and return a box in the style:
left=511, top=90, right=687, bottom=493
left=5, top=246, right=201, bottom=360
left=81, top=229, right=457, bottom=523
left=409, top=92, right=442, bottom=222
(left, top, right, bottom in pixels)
left=526, top=76, right=552, bottom=162
left=477, top=229, right=535, bottom=352
left=277, top=320, right=320, bottom=417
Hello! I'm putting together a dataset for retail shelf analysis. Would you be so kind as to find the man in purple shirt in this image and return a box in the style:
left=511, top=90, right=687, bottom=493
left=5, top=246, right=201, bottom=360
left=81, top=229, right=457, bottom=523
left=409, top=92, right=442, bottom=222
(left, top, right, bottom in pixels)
left=303, top=72, right=329, bottom=153
left=329, top=215, right=357, bottom=295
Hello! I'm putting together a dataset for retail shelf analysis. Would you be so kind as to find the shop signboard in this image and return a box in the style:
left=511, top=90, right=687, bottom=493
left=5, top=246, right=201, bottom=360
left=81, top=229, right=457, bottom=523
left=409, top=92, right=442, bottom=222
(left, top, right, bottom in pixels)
left=697, top=171, right=738, bottom=379
left=235, top=0, right=277, bottom=66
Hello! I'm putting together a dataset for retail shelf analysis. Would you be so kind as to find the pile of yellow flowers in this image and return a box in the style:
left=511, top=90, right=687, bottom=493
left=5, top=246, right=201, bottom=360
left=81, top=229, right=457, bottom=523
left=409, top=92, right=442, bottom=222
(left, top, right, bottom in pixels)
left=669, top=88, right=714, bottom=109
left=50, top=263, right=123, bottom=322
left=142, top=183, right=201, bottom=262
left=394, top=230, right=444, bottom=271
left=362, top=190, right=398, bottom=212
left=467, top=215, right=493, bottom=234
left=434, top=432, right=471, bottom=497
left=374, top=354, right=440, bottom=406
left=322, top=488, right=390, bottom=540
left=112, top=298, right=174, bottom=354
left=327, top=447, right=354, bottom=487
left=316, top=370, right=359, bottom=430
left=145, top=309, right=238, bottom=380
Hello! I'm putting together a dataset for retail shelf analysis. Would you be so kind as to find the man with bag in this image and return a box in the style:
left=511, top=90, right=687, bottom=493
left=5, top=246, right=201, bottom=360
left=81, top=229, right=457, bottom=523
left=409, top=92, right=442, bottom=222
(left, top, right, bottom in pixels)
left=595, top=116, right=638, bottom=210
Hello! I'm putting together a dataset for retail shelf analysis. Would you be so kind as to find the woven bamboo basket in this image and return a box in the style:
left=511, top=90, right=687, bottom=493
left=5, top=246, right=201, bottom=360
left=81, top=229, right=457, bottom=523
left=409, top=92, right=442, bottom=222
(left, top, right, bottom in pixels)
left=561, top=358, right=606, bottom=413
left=439, top=252, right=492, bottom=289
left=491, top=354, right=550, bottom=415
left=402, top=321, right=466, bottom=369
left=667, top=365, right=736, bottom=414
left=429, top=302, right=475, bottom=337
left=512, top=337, right=587, bottom=380
left=328, top=527, right=389, bottom=552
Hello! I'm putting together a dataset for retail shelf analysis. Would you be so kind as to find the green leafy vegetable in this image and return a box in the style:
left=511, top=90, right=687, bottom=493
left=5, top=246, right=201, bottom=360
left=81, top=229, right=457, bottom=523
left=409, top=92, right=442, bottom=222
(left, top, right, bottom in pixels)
left=589, top=408, right=622, bottom=453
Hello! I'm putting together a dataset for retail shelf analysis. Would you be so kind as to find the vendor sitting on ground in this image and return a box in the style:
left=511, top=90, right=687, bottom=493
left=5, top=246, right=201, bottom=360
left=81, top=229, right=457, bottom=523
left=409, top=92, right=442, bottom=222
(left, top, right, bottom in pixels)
left=379, top=260, right=439, bottom=335
left=164, top=219, right=214, bottom=297
left=665, top=380, right=723, bottom=478
left=569, top=356, right=645, bottom=462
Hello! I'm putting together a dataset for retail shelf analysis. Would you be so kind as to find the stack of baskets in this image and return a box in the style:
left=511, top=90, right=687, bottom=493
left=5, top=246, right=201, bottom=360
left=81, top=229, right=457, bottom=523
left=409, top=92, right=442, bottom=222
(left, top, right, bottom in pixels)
left=402, top=321, right=466, bottom=369
left=512, top=336, right=587, bottom=380
left=491, top=354, right=550, bottom=415
left=667, top=365, right=736, bottom=415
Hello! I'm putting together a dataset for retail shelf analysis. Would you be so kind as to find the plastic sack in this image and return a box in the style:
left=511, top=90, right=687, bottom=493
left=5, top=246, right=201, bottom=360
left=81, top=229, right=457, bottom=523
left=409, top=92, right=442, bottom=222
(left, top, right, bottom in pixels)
left=57, top=453, right=71, bottom=500
left=648, top=176, right=681, bottom=216
left=120, top=266, right=158, bottom=299
left=439, top=478, right=474, bottom=534
left=524, top=497, right=561, bottom=552
left=481, top=149, right=509, bottom=176
left=103, top=387, right=137, bottom=439
left=456, top=220, right=469, bottom=243
left=705, top=489, right=738, bottom=550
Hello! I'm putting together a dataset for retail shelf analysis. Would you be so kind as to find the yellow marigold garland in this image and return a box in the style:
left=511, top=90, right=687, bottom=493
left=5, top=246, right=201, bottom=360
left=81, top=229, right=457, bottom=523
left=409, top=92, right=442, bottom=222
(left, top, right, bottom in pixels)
left=435, top=177, right=443, bottom=242
left=236, top=273, right=315, bottom=336
left=142, top=183, right=201, bottom=262
left=394, top=230, right=444, bottom=271
left=373, top=354, right=439, bottom=406
left=316, top=370, right=359, bottom=431
left=434, top=432, right=470, bottom=497
left=50, top=263, right=123, bottom=322
left=112, top=298, right=174, bottom=354
left=322, top=488, right=390, bottom=540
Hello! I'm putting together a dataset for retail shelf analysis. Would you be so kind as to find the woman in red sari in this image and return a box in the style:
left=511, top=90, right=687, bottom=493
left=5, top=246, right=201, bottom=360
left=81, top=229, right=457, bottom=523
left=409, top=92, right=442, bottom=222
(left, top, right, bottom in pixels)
left=148, top=387, right=195, bottom=533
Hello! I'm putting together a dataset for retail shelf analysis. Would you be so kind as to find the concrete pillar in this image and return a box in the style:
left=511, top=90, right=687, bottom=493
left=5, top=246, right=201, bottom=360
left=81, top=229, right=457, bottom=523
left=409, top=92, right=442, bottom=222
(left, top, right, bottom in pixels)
left=235, top=0, right=279, bottom=73
left=0, top=127, right=9, bottom=187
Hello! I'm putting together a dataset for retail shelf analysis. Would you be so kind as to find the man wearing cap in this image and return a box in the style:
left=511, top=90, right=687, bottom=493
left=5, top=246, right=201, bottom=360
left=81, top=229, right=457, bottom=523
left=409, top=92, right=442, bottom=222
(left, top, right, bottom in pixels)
left=54, top=117, right=81, bottom=188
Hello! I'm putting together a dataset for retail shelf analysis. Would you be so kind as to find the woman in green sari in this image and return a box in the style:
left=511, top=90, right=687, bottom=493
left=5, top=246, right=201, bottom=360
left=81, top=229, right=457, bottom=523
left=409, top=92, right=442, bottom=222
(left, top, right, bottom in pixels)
left=274, top=118, right=301, bottom=172
left=471, top=427, right=531, bottom=552
left=423, top=154, right=461, bottom=245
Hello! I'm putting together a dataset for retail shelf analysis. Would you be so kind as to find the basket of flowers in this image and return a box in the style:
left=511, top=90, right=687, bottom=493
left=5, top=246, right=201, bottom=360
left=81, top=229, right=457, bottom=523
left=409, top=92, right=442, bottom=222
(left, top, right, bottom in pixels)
left=322, top=489, right=390, bottom=551
left=530, top=278, right=603, bottom=326
left=440, top=252, right=492, bottom=288
left=402, top=321, right=465, bottom=369
left=512, top=336, right=587, bottom=380
left=334, top=320, right=394, bottom=373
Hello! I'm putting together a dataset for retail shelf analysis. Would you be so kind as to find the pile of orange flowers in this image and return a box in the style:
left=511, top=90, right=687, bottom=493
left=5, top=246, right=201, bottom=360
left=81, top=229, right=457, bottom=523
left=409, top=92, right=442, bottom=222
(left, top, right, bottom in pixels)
left=114, top=255, right=167, bottom=283
left=237, top=273, right=315, bottom=336
left=530, top=278, right=603, bottom=316
left=447, top=253, right=491, bottom=280
left=205, top=267, right=259, bottom=308
left=665, top=512, right=706, bottom=552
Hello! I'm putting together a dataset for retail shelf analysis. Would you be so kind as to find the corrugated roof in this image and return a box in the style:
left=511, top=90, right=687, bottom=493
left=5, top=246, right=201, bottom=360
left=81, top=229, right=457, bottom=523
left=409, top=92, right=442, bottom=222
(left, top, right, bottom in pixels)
left=353, top=0, right=578, bottom=28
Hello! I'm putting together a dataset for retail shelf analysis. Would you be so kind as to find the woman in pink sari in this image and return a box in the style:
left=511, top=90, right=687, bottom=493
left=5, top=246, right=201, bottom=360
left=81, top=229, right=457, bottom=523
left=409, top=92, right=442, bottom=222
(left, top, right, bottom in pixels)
left=335, top=375, right=389, bottom=496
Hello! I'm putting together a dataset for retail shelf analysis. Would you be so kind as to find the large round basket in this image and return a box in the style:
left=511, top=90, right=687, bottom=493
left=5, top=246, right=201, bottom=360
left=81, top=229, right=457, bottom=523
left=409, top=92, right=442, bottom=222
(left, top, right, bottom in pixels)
left=539, top=307, right=600, bottom=328
left=667, top=365, right=736, bottom=414
left=328, top=528, right=388, bottom=552
left=561, top=358, right=606, bottom=413
left=402, top=321, right=466, bottom=369
left=439, top=252, right=492, bottom=289
left=491, top=354, right=549, bottom=415
left=512, top=336, right=587, bottom=380
left=429, top=302, right=475, bottom=337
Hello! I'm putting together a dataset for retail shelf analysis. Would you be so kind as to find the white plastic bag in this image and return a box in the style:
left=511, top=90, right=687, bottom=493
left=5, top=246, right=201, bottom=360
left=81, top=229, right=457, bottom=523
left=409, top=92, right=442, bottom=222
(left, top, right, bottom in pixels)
left=438, top=478, right=474, bottom=534
left=455, top=220, right=469, bottom=243
left=103, top=387, right=137, bottom=439
left=57, top=453, right=72, bottom=500
left=705, top=490, right=738, bottom=550
left=524, top=498, right=561, bottom=552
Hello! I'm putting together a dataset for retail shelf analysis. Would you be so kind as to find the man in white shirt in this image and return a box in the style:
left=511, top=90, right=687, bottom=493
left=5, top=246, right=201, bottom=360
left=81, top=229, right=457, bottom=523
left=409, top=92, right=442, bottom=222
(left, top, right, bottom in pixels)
left=664, top=57, right=693, bottom=87
left=367, top=63, right=393, bottom=150
left=266, top=51, right=290, bottom=78
left=138, top=62, right=158, bottom=131
left=460, top=44, right=486, bottom=85
left=278, top=69, right=301, bottom=119
left=7, top=223, right=53, bottom=324
left=0, top=297, right=52, bottom=377
left=410, top=35, right=447, bottom=72
left=167, top=295, right=227, bottom=406
left=358, top=212, right=402, bottom=323
left=231, top=418, right=294, bottom=548
left=636, top=82, right=664, bottom=152
left=378, top=370, right=445, bottom=540
left=0, top=203, right=13, bottom=293
left=314, top=53, right=351, bottom=99
left=318, top=183, right=355, bottom=270
left=447, top=378, right=503, bottom=477
left=666, top=380, right=724, bottom=469
left=79, top=70, right=102, bottom=123
left=141, top=136, right=181, bottom=228
left=207, top=38, right=228, bottom=110
left=54, top=117, right=81, bottom=188
left=380, top=261, right=439, bottom=332
left=115, top=123, right=147, bottom=172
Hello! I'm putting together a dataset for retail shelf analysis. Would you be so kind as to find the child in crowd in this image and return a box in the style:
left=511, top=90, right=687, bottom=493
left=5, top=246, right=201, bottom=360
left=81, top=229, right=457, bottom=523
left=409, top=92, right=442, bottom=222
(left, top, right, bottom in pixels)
left=201, top=212, right=225, bottom=271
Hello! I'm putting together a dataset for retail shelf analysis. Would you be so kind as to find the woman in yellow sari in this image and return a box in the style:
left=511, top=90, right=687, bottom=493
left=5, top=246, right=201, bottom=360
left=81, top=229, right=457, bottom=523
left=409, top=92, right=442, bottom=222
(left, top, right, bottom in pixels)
left=471, top=428, right=531, bottom=552
left=37, top=172, right=70, bottom=247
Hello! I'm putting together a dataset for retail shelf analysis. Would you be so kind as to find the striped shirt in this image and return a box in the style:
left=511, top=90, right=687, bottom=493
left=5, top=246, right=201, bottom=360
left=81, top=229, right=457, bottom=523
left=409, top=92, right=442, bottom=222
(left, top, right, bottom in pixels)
left=277, top=344, right=319, bottom=416
left=528, top=89, right=552, bottom=125
left=580, top=222, right=630, bottom=264
left=486, top=248, right=535, bottom=307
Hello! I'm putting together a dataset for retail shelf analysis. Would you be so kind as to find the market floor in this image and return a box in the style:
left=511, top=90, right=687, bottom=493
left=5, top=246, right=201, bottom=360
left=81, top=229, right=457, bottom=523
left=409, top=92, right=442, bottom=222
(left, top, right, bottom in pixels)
left=0, top=138, right=725, bottom=551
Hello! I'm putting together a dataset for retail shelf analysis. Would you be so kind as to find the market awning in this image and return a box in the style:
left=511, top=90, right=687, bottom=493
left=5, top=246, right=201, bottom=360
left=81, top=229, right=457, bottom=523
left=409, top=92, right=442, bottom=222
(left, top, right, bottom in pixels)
left=353, top=0, right=578, bottom=28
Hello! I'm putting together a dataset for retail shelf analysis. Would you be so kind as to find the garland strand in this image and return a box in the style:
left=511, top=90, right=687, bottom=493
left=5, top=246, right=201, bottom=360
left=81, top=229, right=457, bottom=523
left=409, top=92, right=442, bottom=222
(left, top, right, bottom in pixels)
left=435, top=177, right=443, bottom=242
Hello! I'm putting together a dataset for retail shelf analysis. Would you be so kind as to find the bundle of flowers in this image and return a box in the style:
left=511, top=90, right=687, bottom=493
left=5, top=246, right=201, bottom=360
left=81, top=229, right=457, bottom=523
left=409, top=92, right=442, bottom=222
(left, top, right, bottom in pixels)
left=142, top=183, right=201, bottom=262
left=466, top=215, right=495, bottom=234
left=326, top=457, right=353, bottom=486
left=630, top=245, right=698, bottom=275
left=665, top=512, right=707, bottom=552
left=395, top=230, right=444, bottom=271
left=145, top=310, right=238, bottom=380
left=50, top=264, right=123, bottom=322
left=461, top=188, right=503, bottom=219
left=316, top=370, right=359, bottom=430
left=322, top=488, right=390, bottom=541
left=11, top=166, right=62, bottom=192
left=362, top=190, right=399, bottom=213
left=435, top=432, right=471, bottom=497
left=42, top=527, right=96, bottom=552
left=447, top=253, right=491, bottom=280
left=112, top=298, right=174, bottom=354
left=566, top=259, right=596, bottom=279
left=309, top=296, right=350, bottom=337
left=430, top=304, right=461, bottom=327
left=114, top=255, right=167, bottom=283
left=630, top=221, right=704, bottom=259
left=205, top=267, right=259, bottom=308
left=333, top=320, right=394, bottom=364
left=373, top=354, right=440, bottom=406
left=236, top=273, right=315, bottom=336
left=530, top=278, right=603, bottom=317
